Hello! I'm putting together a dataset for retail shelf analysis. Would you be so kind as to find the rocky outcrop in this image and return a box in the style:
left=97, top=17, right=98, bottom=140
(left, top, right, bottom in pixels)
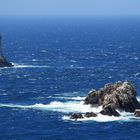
left=84, top=81, right=140, bottom=116
left=100, top=105, right=120, bottom=116
left=69, top=81, right=140, bottom=120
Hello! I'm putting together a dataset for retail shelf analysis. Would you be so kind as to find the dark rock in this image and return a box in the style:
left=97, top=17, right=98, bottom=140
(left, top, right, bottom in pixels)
left=84, top=112, right=97, bottom=118
left=134, top=109, right=140, bottom=117
left=70, top=113, right=84, bottom=120
left=0, top=35, right=13, bottom=67
left=84, top=83, right=117, bottom=106
left=0, top=56, right=13, bottom=67
left=84, top=89, right=104, bottom=106
left=84, top=81, right=140, bottom=115
left=100, top=105, right=120, bottom=116
left=114, top=81, right=140, bottom=112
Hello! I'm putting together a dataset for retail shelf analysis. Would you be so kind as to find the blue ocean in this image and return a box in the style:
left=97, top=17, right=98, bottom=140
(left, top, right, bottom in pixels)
left=0, top=17, right=140, bottom=140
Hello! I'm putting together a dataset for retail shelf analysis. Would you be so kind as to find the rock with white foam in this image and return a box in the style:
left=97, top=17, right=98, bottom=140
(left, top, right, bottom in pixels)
left=134, top=109, right=140, bottom=117
left=84, top=112, right=97, bottom=118
left=0, top=35, right=13, bottom=67
left=0, top=56, right=13, bottom=67
left=70, top=112, right=97, bottom=120
left=84, top=81, right=140, bottom=116
left=100, top=105, right=120, bottom=116
left=70, top=113, right=84, bottom=120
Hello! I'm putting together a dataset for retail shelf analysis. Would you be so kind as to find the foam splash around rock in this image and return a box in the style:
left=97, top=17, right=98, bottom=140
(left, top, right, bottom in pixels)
left=0, top=98, right=139, bottom=122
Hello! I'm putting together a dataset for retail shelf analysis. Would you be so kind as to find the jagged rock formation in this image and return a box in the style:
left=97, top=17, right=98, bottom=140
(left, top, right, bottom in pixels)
left=0, top=35, right=13, bottom=67
left=84, top=81, right=140, bottom=114
left=70, top=81, right=140, bottom=120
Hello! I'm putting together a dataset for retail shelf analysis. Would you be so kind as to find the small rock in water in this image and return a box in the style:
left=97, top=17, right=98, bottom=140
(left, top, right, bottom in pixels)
left=69, top=81, right=140, bottom=119
left=70, top=113, right=84, bottom=120
left=84, top=112, right=97, bottom=118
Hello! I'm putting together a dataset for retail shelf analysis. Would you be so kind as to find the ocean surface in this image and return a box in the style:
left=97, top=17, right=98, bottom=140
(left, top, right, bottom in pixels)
left=0, top=17, right=140, bottom=139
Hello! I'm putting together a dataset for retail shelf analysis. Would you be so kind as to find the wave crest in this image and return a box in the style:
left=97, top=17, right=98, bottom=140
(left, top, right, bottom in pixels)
left=0, top=96, right=140, bottom=122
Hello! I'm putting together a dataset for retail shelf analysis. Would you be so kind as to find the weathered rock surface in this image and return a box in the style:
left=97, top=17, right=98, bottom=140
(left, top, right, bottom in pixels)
left=69, top=81, right=140, bottom=120
left=134, top=109, right=140, bottom=117
left=84, top=81, right=140, bottom=116
left=84, top=112, right=97, bottom=118
left=70, top=112, right=97, bottom=120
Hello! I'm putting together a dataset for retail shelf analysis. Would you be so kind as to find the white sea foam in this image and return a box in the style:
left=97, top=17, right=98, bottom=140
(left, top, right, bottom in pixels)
left=47, top=96, right=85, bottom=101
left=63, top=113, right=132, bottom=122
left=70, top=96, right=85, bottom=100
left=0, top=101, right=101, bottom=113
left=137, top=97, right=140, bottom=102
left=0, top=97, right=140, bottom=122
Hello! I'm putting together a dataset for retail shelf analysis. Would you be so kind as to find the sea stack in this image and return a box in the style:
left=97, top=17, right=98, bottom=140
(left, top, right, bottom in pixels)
left=0, top=35, right=13, bottom=67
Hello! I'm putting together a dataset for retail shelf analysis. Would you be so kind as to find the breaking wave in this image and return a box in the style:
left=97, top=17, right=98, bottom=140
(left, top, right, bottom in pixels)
left=0, top=101, right=100, bottom=113
left=0, top=97, right=140, bottom=122
left=46, top=96, right=85, bottom=101
left=12, top=63, right=49, bottom=68
left=63, top=112, right=135, bottom=122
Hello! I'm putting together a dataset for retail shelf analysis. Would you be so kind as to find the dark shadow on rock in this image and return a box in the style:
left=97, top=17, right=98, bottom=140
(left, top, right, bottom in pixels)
left=100, top=105, right=120, bottom=116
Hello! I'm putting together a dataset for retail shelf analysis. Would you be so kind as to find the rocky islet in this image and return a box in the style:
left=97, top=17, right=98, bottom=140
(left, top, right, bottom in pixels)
left=70, top=81, right=140, bottom=120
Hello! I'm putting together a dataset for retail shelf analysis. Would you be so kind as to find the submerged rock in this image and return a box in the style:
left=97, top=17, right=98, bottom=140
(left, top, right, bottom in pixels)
left=69, top=81, right=140, bottom=120
left=70, top=112, right=97, bottom=120
left=100, top=105, right=120, bottom=116
left=84, top=112, right=97, bottom=118
left=70, top=113, right=84, bottom=120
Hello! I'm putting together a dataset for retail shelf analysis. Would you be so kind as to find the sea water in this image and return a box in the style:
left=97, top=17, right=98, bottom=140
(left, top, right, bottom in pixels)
left=0, top=17, right=140, bottom=139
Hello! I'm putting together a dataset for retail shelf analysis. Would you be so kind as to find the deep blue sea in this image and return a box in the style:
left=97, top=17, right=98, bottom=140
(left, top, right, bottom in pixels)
left=0, top=17, right=140, bottom=139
